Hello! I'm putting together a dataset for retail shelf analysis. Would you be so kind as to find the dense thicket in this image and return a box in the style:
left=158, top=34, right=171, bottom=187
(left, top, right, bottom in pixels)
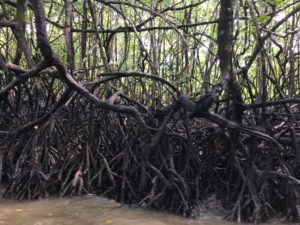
left=0, top=0, right=300, bottom=223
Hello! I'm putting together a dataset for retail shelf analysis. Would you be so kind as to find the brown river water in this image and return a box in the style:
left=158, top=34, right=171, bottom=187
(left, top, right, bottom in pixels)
left=0, top=195, right=295, bottom=225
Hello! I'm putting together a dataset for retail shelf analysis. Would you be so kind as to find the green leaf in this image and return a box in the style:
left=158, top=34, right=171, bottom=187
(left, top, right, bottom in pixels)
left=251, top=15, right=268, bottom=26
left=266, top=0, right=285, bottom=7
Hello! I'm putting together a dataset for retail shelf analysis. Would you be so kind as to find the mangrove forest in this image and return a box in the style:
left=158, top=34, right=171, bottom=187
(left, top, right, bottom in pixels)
left=0, top=0, right=300, bottom=223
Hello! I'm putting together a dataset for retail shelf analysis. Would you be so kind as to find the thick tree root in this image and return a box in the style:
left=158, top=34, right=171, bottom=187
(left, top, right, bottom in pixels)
left=1, top=98, right=299, bottom=223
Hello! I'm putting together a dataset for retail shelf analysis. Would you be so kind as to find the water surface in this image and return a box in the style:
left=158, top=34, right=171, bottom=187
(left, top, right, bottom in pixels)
left=0, top=196, right=293, bottom=225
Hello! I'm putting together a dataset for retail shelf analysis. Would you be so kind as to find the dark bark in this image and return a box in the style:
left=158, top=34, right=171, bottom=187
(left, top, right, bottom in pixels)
left=64, top=0, right=75, bottom=70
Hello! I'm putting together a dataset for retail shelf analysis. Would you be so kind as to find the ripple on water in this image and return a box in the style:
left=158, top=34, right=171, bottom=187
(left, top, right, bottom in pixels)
left=0, top=196, right=297, bottom=225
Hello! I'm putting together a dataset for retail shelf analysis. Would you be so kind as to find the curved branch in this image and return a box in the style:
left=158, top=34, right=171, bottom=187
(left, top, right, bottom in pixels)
left=89, top=71, right=180, bottom=95
left=29, top=0, right=150, bottom=134
left=0, top=61, right=48, bottom=98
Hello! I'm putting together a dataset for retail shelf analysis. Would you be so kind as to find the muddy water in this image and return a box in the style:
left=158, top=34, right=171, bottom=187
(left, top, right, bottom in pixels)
left=0, top=196, right=293, bottom=225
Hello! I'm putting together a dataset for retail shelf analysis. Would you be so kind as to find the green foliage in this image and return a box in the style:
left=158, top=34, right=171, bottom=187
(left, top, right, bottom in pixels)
left=251, top=15, right=269, bottom=26
left=265, top=0, right=285, bottom=7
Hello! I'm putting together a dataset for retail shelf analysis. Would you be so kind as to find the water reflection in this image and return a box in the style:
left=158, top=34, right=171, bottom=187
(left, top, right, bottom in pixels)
left=0, top=196, right=294, bottom=225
